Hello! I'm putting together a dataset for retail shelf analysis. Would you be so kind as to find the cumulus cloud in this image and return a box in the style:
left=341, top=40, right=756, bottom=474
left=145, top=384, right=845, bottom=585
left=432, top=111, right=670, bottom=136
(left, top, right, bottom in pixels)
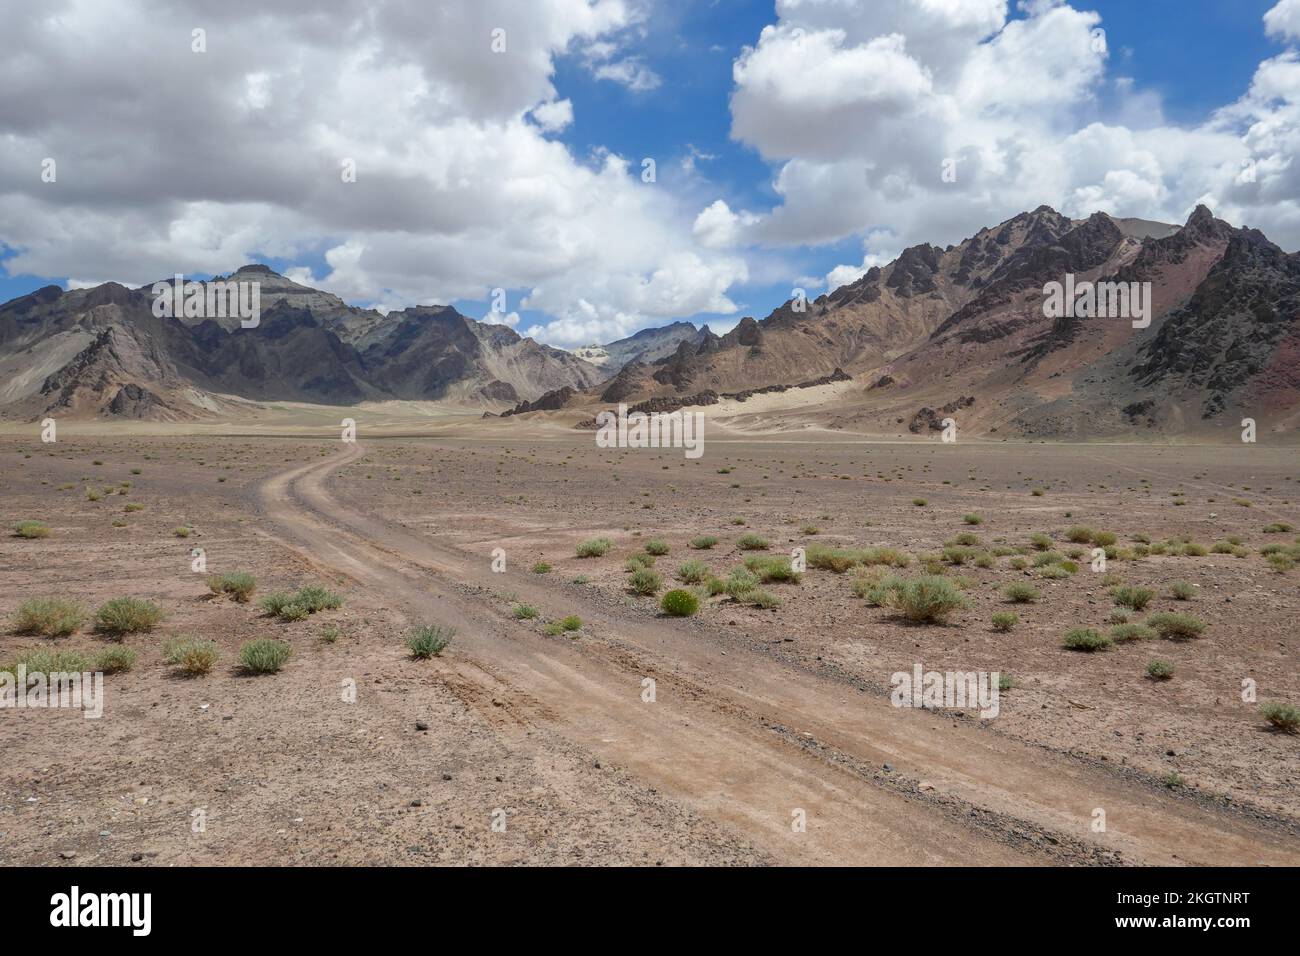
left=1266, top=0, right=1300, bottom=41
left=0, top=0, right=738, bottom=347
left=713, top=0, right=1300, bottom=259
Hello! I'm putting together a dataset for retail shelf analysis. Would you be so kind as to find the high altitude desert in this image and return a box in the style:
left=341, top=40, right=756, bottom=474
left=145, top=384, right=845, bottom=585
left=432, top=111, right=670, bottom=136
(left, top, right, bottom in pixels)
left=1, top=407, right=1298, bottom=865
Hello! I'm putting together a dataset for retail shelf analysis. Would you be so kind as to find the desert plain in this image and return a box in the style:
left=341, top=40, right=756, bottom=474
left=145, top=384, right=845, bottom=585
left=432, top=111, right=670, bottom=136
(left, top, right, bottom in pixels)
left=1, top=410, right=1298, bottom=866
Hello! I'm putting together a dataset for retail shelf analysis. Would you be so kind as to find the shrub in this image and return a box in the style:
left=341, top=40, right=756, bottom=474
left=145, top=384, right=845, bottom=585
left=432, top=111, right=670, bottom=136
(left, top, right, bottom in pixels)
left=207, top=571, right=257, bottom=603
left=1183, top=542, right=1208, bottom=557
left=859, top=546, right=911, bottom=568
left=1146, top=612, right=1205, bottom=640
left=629, top=568, right=662, bottom=595
left=531, top=561, right=552, bottom=574
left=278, top=603, right=309, bottom=621
left=163, top=638, right=219, bottom=676
left=676, top=560, right=710, bottom=584
left=723, top=568, right=759, bottom=599
left=1108, top=607, right=1132, bottom=625
left=747, top=589, right=781, bottom=609
left=576, top=537, right=611, bottom=558
left=963, top=514, right=983, bottom=525
left=1003, top=582, right=1040, bottom=604
left=644, top=539, right=670, bottom=556
left=173, top=527, right=191, bottom=538
left=13, top=521, right=50, bottom=539
left=95, top=646, right=137, bottom=674
left=862, top=575, right=904, bottom=607
left=806, top=546, right=858, bottom=573
left=1065, top=525, right=1094, bottom=543
left=1039, top=565, right=1070, bottom=580
left=1267, top=554, right=1295, bottom=573
left=240, top=638, right=292, bottom=673
left=1091, top=531, right=1118, bottom=547
left=95, top=597, right=163, bottom=635
left=625, top=553, right=655, bottom=571
left=1029, top=533, right=1053, bottom=551
left=660, top=589, right=699, bottom=617
left=1063, top=628, right=1112, bottom=652
left=1169, top=580, right=1196, bottom=601
left=14, top=598, right=86, bottom=637
left=1260, top=701, right=1299, bottom=733
left=260, top=585, right=341, bottom=620
left=544, top=622, right=565, bottom=636
left=1146, top=660, right=1174, bottom=681
left=1110, top=623, right=1155, bottom=644
left=558, top=615, right=582, bottom=632
left=737, top=533, right=770, bottom=551
left=943, top=545, right=974, bottom=566
left=1162, top=772, right=1186, bottom=789
left=998, top=674, right=1014, bottom=692
left=911, top=498, right=927, bottom=507
left=743, top=555, right=801, bottom=583
left=1110, top=585, right=1154, bottom=611
left=294, top=585, right=343, bottom=613
left=320, top=624, right=340, bottom=643
left=952, top=532, right=982, bottom=547
left=3, top=648, right=92, bottom=676
left=889, top=576, right=965, bottom=623
left=511, top=604, right=539, bottom=620
left=690, top=536, right=718, bottom=550
left=1009, top=557, right=1028, bottom=571
left=991, top=611, right=1018, bottom=632
left=405, top=625, right=453, bottom=658
left=1263, top=522, right=1294, bottom=533
left=123, top=503, right=144, bottom=513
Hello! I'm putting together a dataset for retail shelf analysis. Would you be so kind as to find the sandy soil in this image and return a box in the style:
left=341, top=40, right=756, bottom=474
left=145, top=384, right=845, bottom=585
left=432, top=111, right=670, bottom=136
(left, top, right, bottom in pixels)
left=1, top=425, right=1297, bottom=866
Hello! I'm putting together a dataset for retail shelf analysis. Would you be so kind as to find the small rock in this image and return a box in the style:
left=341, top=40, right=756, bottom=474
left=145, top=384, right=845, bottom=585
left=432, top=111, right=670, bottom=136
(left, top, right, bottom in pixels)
left=883, top=763, right=894, bottom=772
left=415, top=721, right=429, bottom=731
left=59, top=850, right=76, bottom=860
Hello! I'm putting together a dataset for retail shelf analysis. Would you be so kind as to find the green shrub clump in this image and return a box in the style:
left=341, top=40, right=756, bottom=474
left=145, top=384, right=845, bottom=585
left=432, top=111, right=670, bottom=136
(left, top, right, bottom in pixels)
left=240, top=638, right=293, bottom=673
left=95, top=597, right=163, bottom=635
left=13, top=598, right=86, bottom=637
left=207, top=571, right=257, bottom=603
left=405, top=625, right=454, bottom=659
left=660, top=589, right=700, bottom=617
left=163, top=638, right=219, bottom=676
left=1063, top=628, right=1112, bottom=652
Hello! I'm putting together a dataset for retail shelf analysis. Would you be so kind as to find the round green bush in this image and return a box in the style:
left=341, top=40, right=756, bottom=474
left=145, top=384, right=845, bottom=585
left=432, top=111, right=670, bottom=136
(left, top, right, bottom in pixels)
left=660, top=589, right=699, bottom=617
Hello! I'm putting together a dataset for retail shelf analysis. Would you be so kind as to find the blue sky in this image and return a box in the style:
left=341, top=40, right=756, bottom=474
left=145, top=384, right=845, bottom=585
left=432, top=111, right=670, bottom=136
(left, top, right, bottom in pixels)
left=1, top=0, right=1292, bottom=346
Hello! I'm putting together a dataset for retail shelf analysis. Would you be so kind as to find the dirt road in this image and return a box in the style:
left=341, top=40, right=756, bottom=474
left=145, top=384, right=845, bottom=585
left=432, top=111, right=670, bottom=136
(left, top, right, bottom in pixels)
left=255, top=441, right=1300, bottom=866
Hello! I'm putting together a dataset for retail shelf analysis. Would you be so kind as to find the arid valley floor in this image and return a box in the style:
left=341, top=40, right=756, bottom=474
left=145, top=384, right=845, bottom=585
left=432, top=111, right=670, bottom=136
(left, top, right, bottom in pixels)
left=1, top=420, right=1298, bottom=866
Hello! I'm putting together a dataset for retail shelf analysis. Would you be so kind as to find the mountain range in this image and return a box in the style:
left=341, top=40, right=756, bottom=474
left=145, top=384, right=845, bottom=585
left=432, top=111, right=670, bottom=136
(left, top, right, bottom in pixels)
left=1, top=205, right=1296, bottom=437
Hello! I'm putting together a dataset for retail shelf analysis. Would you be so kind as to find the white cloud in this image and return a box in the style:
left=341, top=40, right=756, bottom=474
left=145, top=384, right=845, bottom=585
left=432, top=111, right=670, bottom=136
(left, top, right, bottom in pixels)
left=593, top=57, right=662, bottom=91
left=530, top=98, right=575, bottom=132
left=693, top=200, right=761, bottom=249
left=0, top=0, right=738, bottom=348
left=1266, top=0, right=1300, bottom=41
left=707, top=0, right=1300, bottom=255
